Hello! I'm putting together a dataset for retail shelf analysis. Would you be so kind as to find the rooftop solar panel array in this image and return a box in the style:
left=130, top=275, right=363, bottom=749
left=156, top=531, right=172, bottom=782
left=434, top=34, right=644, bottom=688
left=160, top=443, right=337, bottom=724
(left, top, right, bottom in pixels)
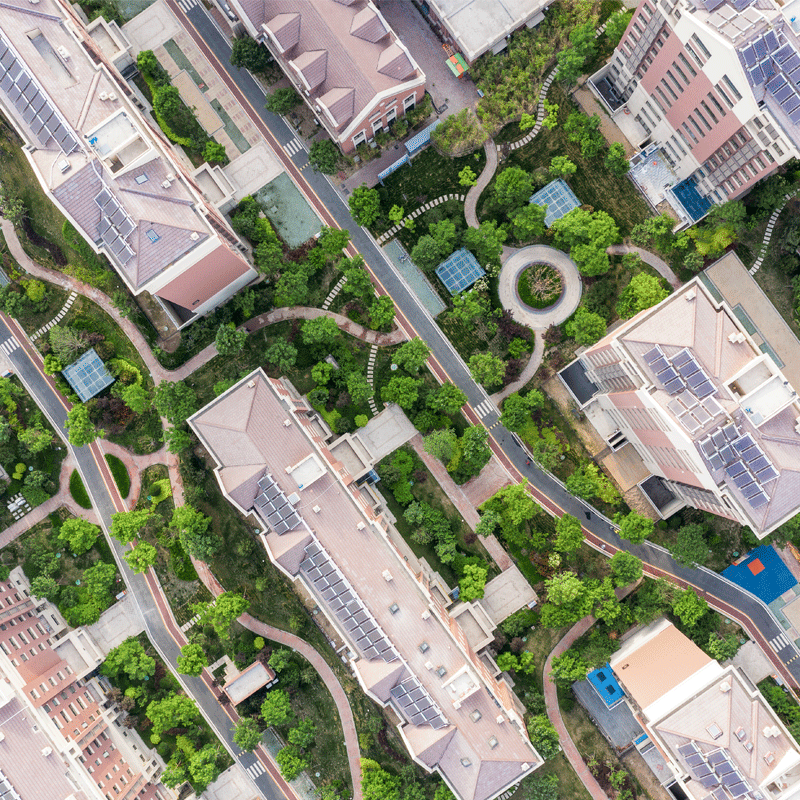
left=435, top=248, right=485, bottom=296
left=698, top=423, right=777, bottom=510
left=389, top=676, right=449, bottom=729
left=62, top=347, right=115, bottom=402
left=0, top=32, right=78, bottom=154
left=740, top=29, right=800, bottom=126
left=679, top=741, right=762, bottom=800
left=645, top=346, right=716, bottom=399
left=300, top=541, right=399, bottom=663
left=253, top=473, right=302, bottom=534
left=95, top=186, right=135, bottom=266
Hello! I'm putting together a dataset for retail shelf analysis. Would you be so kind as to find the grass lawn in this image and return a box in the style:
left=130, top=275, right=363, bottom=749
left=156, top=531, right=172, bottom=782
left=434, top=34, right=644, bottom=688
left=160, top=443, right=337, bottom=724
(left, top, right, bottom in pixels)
left=373, top=147, right=487, bottom=236
left=13, top=285, right=70, bottom=336
left=497, top=83, right=652, bottom=237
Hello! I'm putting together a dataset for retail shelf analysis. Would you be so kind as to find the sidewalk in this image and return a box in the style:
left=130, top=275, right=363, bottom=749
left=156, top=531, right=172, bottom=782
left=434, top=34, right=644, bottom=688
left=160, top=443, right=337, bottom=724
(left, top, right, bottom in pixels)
left=607, top=243, right=681, bottom=289
left=544, top=615, right=611, bottom=800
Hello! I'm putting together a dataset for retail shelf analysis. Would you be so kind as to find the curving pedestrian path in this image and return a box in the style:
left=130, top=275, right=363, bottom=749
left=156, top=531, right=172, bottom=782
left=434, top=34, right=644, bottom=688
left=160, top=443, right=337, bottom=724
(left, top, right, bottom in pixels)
left=544, top=616, right=610, bottom=800
left=606, top=243, right=680, bottom=289
left=191, top=559, right=363, bottom=800
left=498, top=246, right=582, bottom=330
left=464, top=140, right=498, bottom=229
left=492, top=329, right=544, bottom=402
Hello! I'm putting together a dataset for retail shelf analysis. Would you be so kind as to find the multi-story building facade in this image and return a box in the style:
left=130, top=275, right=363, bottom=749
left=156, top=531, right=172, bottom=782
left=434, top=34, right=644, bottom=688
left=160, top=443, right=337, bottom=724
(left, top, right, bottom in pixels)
left=0, top=568, right=172, bottom=800
left=610, top=619, right=800, bottom=800
left=189, top=370, right=542, bottom=800
left=589, top=0, right=800, bottom=225
left=559, top=252, right=800, bottom=537
left=0, top=0, right=257, bottom=330
left=229, top=0, right=425, bottom=153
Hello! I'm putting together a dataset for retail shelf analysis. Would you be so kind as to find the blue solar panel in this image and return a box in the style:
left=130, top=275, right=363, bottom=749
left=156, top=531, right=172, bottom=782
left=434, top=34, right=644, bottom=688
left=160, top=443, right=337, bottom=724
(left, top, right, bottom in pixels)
left=742, top=47, right=756, bottom=67
left=775, top=44, right=793, bottom=63
left=62, top=347, right=115, bottom=402
left=529, top=179, right=582, bottom=228
left=435, top=249, right=485, bottom=296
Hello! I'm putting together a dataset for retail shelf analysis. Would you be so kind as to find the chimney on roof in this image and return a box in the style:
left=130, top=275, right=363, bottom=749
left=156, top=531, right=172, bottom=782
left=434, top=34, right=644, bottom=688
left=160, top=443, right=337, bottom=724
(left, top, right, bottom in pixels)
left=720, top=681, right=731, bottom=692
left=312, top=505, right=321, bottom=513
left=685, top=289, right=696, bottom=301
left=356, top=521, right=366, bottom=531
left=728, top=331, right=746, bottom=344
left=41, top=747, right=52, bottom=756
left=421, top=609, right=431, bottom=620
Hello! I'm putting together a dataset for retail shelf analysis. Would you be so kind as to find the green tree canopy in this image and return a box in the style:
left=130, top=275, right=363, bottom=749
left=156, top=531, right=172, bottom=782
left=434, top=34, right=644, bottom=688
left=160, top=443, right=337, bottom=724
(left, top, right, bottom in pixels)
left=527, top=714, right=560, bottom=759
left=511, top=203, right=546, bottom=241
left=265, top=87, right=301, bottom=115
left=460, top=563, right=488, bottom=601
left=230, top=36, right=273, bottom=73
left=153, top=381, right=198, bottom=426
left=261, top=689, right=294, bottom=726
left=177, top=642, right=208, bottom=677
left=124, top=541, right=157, bottom=574
left=468, top=352, right=506, bottom=389
left=672, top=587, right=708, bottom=628
left=172, top=505, right=217, bottom=561
left=549, top=156, right=577, bottom=178
left=233, top=717, right=263, bottom=751
left=671, top=523, right=708, bottom=567
left=30, top=575, right=59, bottom=602
left=550, top=650, right=591, bottom=686
left=423, top=428, right=459, bottom=466
left=427, top=382, right=467, bottom=415
left=276, top=745, right=308, bottom=780
left=394, top=338, right=431, bottom=373
left=609, top=550, right=643, bottom=587
left=110, top=508, right=153, bottom=544
left=370, top=295, right=396, bottom=330
left=215, top=322, right=248, bottom=356
left=462, top=220, right=507, bottom=268
left=381, top=376, right=422, bottom=409
left=500, top=390, right=544, bottom=431
left=494, top=166, right=535, bottom=212
left=308, top=140, right=340, bottom=174
left=147, top=694, right=199, bottom=736
left=287, top=718, right=317, bottom=749
left=264, top=340, right=298, bottom=373
left=361, top=759, right=401, bottom=800
left=605, top=142, right=630, bottom=177
left=348, top=184, right=381, bottom=227
left=103, top=637, right=156, bottom=682
left=566, top=307, right=607, bottom=346
left=616, top=510, right=654, bottom=544
left=119, top=383, right=151, bottom=415
left=65, top=404, right=100, bottom=447
left=302, top=316, right=340, bottom=347
left=58, top=517, right=100, bottom=555
left=554, top=513, right=584, bottom=553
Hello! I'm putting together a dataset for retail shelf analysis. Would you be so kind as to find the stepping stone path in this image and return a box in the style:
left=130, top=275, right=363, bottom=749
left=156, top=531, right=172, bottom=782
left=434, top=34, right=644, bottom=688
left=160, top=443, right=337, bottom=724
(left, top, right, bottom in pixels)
left=322, top=275, right=347, bottom=310
left=31, top=291, right=77, bottom=341
left=749, top=188, right=800, bottom=275
left=367, top=344, right=379, bottom=416
left=503, top=65, right=559, bottom=153
left=376, top=194, right=466, bottom=245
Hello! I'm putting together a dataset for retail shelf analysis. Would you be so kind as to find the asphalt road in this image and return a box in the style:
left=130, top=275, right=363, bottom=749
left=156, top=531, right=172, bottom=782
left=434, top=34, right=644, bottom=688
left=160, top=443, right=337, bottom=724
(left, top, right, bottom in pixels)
left=177, top=4, right=800, bottom=689
left=0, top=315, right=289, bottom=800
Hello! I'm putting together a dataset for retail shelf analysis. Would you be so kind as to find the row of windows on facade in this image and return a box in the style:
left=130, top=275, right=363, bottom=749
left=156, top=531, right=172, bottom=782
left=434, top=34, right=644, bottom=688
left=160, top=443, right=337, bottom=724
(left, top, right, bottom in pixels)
left=351, top=92, right=417, bottom=148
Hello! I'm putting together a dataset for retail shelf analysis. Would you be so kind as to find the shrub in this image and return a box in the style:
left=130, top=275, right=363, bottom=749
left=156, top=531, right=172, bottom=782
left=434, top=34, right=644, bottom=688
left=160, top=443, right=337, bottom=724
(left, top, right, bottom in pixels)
left=431, top=109, right=488, bottom=156
left=308, top=140, right=340, bottom=174
left=22, top=485, right=49, bottom=507
left=69, top=470, right=92, bottom=509
left=105, top=454, right=131, bottom=498
left=149, top=478, right=172, bottom=506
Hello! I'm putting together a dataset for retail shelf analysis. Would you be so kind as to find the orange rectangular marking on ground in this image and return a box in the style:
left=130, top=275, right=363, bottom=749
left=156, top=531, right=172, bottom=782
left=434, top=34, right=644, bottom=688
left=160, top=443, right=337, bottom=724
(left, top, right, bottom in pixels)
left=748, top=558, right=765, bottom=576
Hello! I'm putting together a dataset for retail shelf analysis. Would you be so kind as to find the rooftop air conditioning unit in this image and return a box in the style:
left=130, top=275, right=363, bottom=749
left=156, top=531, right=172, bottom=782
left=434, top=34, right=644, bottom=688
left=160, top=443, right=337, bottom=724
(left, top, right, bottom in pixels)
left=312, top=505, right=321, bottom=513
left=421, top=609, right=431, bottom=620
left=283, top=419, right=291, bottom=427
left=425, top=661, right=433, bottom=670
left=190, top=232, right=199, bottom=240
left=247, top=380, right=255, bottom=389
left=41, top=747, right=52, bottom=756
left=57, top=46, right=69, bottom=59
left=356, top=522, right=366, bottom=530
left=0, top=731, right=5, bottom=741
left=497, top=715, right=505, bottom=724
left=382, top=570, right=393, bottom=581
left=29, top=0, right=40, bottom=4
left=764, top=726, right=774, bottom=738
left=728, top=331, right=746, bottom=344
left=161, top=180, right=171, bottom=189
left=99, top=91, right=109, bottom=101
left=108, top=92, right=117, bottom=101
left=720, top=681, right=731, bottom=693
left=771, top=726, right=781, bottom=737
left=685, top=289, right=696, bottom=301
left=521, top=763, right=529, bottom=771
left=58, top=159, right=70, bottom=173
left=167, top=173, right=175, bottom=181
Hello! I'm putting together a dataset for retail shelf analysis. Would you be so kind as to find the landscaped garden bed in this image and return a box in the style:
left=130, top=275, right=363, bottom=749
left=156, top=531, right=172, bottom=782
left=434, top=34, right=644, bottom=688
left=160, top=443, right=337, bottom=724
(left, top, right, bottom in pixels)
left=518, top=262, right=564, bottom=309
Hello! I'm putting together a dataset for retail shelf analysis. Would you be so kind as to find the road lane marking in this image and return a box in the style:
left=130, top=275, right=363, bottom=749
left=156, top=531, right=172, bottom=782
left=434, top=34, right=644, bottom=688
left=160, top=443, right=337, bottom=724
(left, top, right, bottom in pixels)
left=247, top=762, right=266, bottom=778
left=284, top=138, right=303, bottom=157
left=0, top=337, right=19, bottom=355
left=473, top=399, right=494, bottom=418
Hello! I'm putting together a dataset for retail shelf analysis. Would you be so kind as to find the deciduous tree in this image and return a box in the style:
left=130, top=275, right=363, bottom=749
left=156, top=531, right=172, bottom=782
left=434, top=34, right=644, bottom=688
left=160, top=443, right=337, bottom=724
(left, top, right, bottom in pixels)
left=427, top=382, right=466, bottom=415
left=65, top=404, right=101, bottom=447
left=616, top=510, right=654, bottom=544
left=103, top=638, right=155, bottom=682
left=233, top=717, right=262, bottom=751
left=672, top=588, right=708, bottom=628
left=671, top=523, right=708, bottom=567
left=468, top=352, right=506, bottom=389
left=125, top=541, right=157, bottom=574
left=153, top=381, right=198, bottom=426
left=527, top=715, right=560, bottom=759
left=348, top=184, right=381, bottom=227
left=58, top=517, right=100, bottom=554
left=494, top=167, right=534, bottom=212
left=261, top=690, right=294, bottom=726
left=264, top=340, right=298, bottom=373
left=460, top=564, right=488, bottom=601
left=177, top=643, right=208, bottom=676
left=610, top=550, right=643, bottom=587
left=110, top=509, right=153, bottom=544
left=265, top=88, right=300, bottom=115
left=147, top=694, right=199, bottom=736
left=549, top=156, right=577, bottom=178
left=394, top=338, right=430, bottom=373
left=215, top=322, right=247, bottom=356
left=554, top=514, right=583, bottom=554
left=301, top=316, right=340, bottom=347
left=172, top=505, right=217, bottom=561
left=381, top=376, right=421, bottom=410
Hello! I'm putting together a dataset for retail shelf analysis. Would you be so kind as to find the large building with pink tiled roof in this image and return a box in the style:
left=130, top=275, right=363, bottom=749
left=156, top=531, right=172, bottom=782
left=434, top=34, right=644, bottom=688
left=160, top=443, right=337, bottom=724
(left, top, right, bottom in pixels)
left=230, top=0, right=426, bottom=153
left=188, top=370, right=542, bottom=800
left=560, top=252, right=800, bottom=537
left=0, top=0, right=257, bottom=329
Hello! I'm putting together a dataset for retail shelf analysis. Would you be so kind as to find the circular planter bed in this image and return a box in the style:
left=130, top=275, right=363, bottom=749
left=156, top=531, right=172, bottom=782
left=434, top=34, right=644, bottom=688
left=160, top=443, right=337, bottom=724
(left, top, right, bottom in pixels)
left=516, top=263, right=564, bottom=309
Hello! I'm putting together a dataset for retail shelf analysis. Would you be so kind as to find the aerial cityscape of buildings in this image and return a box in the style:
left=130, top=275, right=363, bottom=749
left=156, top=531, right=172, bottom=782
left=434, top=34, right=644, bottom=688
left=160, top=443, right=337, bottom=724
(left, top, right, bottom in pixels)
left=0, top=0, right=799, bottom=800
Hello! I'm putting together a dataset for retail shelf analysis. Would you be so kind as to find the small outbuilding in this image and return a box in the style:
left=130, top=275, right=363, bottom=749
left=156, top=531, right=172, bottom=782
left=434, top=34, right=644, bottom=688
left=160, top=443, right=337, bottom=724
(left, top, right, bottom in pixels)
left=62, top=348, right=115, bottom=402
left=435, top=248, right=485, bottom=295
left=529, top=178, right=581, bottom=227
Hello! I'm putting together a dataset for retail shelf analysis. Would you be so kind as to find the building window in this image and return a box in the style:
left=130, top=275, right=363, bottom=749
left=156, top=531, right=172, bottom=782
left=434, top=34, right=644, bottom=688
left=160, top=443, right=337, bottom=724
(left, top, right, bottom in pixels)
left=371, top=118, right=383, bottom=135
left=708, top=93, right=725, bottom=117
left=352, top=130, right=366, bottom=148
left=386, top=106, right=397, bottom=125
left=692, top=33, right=711, bottom=60
left=145, top=229, right=159, bottom=243
left=678, top=53, right=696, bottom=78
left=722, top=75, right=742, bottom=101
left=403, top=93, right=416, bottom=111
left=685, top=42, right=703, bottom=67
left=672, top=62, right=689, bottom=85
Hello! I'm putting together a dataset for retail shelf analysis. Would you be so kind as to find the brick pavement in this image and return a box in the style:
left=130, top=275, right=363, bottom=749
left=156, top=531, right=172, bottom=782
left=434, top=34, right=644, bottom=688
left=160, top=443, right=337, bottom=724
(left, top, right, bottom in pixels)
left=544, top=615, right=611, bottom=800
